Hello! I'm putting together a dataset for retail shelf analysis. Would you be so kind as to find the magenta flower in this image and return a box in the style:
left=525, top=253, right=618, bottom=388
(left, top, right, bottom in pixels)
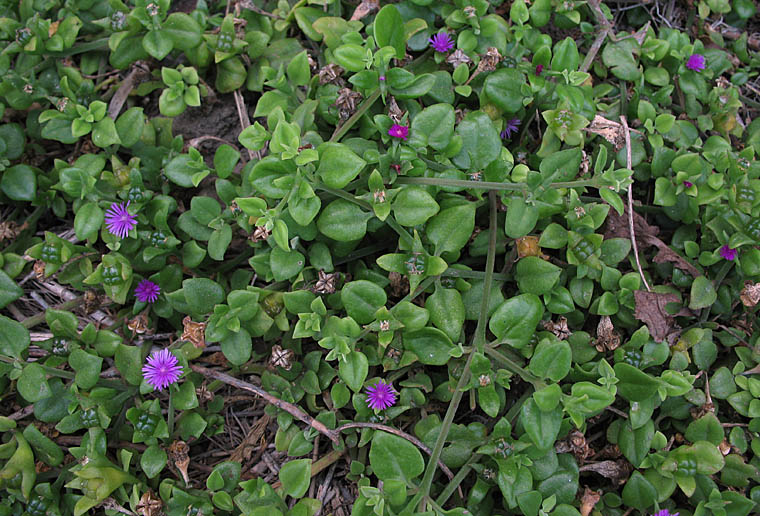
left=501, top=118, right=521, bottom=139
left=719, top=245, right=737, bottom=261
left=535, top=64, right=544, bottom=76
left=651, top=511, right=678, bottom=516
left=388, top=124, right=408, bottom=140
left=379, top=75, right=385, bottom=81
left=142, top=349, right=183, bottom=391
left=685, top=54, right=705, bottom=72
left=683, top=181, right=693, bottom=188
left=429, top=32, right=454, bottom=53
left=135, top=279, right=161, bottom=303
left=365, top=380, right=397, bottom=410
left=105, top=201, right=137, bottom=239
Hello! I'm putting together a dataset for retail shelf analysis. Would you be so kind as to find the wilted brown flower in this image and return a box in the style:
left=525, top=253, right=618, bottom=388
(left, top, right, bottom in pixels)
left=312, top=270, right=338, bottom=294
left=136, top=491, right=162, bottom=516
left=249, top=225, right=270, bottom=243
left=543, top=316, right=571, bottom=340
left=335, top=88, right=363, bottom=121
left=477, top=47, right=502, bottom=74
left=741, top=281, right=760, bottom=307
left=168, top=441, right=190, bottom=485
left=181, top=316, right=206, bottom=348
left=594, top=315, right=620, bottom=352
left=318, top=63, right=345, bottom=86
left=127, top=312, right=150, bottom=336
left=270, top=344, right=294, bottom=370
left=447, top=49, right=472, bottom=68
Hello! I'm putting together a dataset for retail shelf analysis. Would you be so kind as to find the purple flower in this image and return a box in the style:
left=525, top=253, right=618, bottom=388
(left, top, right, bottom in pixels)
left=685, top=53, right=705, bottom=72
left=651, top=511, right=679, bottom=516
left=501, top=118, right=521, bottom=139
left=142, top=348, right=183, bottom=391
left=683, top=181, right=693, bottom=188
left=379, top=75, right=385, bottom=81
left=388, top=124, right=409, bottom=141
left=365, top=380, right=397, bottom=410
left=135, top=279, right=161, bottom=303
left=535, top=64, right=544, bottom=76
left=105, top=201, right=137, bottom=239
left=719, top=245, right=737, bottom=261
left=429, top=32, right=455, bottom=53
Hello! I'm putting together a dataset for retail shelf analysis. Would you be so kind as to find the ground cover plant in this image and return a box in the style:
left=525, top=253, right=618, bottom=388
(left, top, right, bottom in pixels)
left=2, top=0, right=760, bottom=515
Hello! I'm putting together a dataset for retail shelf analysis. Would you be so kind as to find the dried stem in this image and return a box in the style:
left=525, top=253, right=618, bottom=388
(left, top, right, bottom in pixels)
left=620, top=115, right=651, bottom=292
left=233, top=90, right=255, bottom=161
left=191, top=364, right=339, bottom=443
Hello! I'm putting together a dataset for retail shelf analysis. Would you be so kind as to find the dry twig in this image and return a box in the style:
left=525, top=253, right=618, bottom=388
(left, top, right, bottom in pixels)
left=620, top=116, right=651, bottom=292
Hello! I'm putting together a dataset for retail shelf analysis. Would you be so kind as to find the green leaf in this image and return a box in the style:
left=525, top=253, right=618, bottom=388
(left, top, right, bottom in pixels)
left=520, top=398, right=561, bottom=450
left=270, top=247, right=305, bottom=281
left=483, top=69, right=526, bottom=113
left=505, top=197, right=538, bottom=238
left=115, top=343, right=143, bottom=385
left=409, top=103, right=455, bottom=151
left=403, top=327, right=455, bottom=365
left=339, top=351, right=368, bottom=392
left=286, top=51, right=311, bottom=86
left=489, top=294, right=544, bottom=349
left=393, top=186, right=439, bottom=226
left=163, top=13, right=202, bottom=50
left=143, top=30, right=174, bottom=60
left=689, top=276, right=717, bottom=310
left=369, top=431, right=424, bottom=482
left=374, top=5, right=406, bottom=59
left=1, top=164, right=37, bottom=201
left=528, top=339, right=571, bottom=381
left=208, top=225, right=232, bottom=261
left=614, top=362, right=661, bottom=402
left=621, top=471, right=657, bottom=511
left=74, top=202, right=103, bottom=241
left=552, top=37, right=579, bottom=72
left=341, top=280, right=387, bottom=324
left=68, top=349, right=102, bottom=390
left=18, top=363, right=52, bottom=402
left=618, top=420, right=654, bottom=468
left=515, top=257, right=561, bottom=295
left=317, top=143, right=367, bottom=189
left=425, top=287, right=465, bottom=341
left=183, top=278, right=225, bottom=314
left=141, top=444, right=167, bottom=479
left=220, top=329, right=252, bottom=366
left=0, top=270, right=23, bottom=309
left=317, top=199, right=371, bottom=241
left=279, top=459, right=312, bottom=498
left=452, top=111, right=501, bottom=171
left=0, top=315, right=30, bottom=358
left=426, top=203, right=476, bottom=255
left=91, top=117, right=121, bottom=147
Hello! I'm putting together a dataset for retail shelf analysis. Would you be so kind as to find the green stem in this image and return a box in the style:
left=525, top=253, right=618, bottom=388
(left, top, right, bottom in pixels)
left=21, top=297, right=84, bottom=329
left=434, top=454, right=480, bottom=506
left=386, top=216, right=414, bottom=249
left=168, top=388, right=175, bottom=436
left=330, top=89, right=381, bottom=142
left=406, top=190, right=500, bottom=513
left=442, top=268, right=510, bottom=282
left=395, top=176, right=599, bottom=192
left=285, top=0, right=308, bottom=22
left=484, top=345, right=546, bottom=389
left=314, top=182, right=372, bottom=210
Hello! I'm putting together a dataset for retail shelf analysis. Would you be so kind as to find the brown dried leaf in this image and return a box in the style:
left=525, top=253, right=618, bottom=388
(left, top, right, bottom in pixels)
left=580, top=487, right=602, bottom=516
left=578, top=459, right=631, bottom=484
left=603, top=204, right=659, bottom=245
left=594, top=315, right=620, bottom=352
left=349, top=0, right=379, bottom=21
left=651, top=242, right=701, bottom=277
left=633, top=290, right=682, bottom=342
left=230, top=414, right=270, bottom=463
left=585, top=115, right=626, bottom=149
left=740, top=281, right=760, bottom=307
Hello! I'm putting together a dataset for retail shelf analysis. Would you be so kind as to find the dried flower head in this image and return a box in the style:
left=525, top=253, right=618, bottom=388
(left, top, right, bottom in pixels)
left=501, top=118, right=521, bottom=139
left=249, top=225, right=270, bottom=243
left=318, top=63, right=345, bottom=86
left=429, top=32, right=455, bottom=53
left=312, top=270, right=339, bottom=294
left=335, top=88, right=363, bottom=120
left=365, top=380, right=397, bottom=410
left=181, top=316, right=206, bottom=348
left=270, top=344, right=294, bottom=370
left=719, top=245, right=737, bottom=261
left=685, top=54, right=705, bottom=72
left=105, top=201, right=137, bottom=239
left=127, top=313, right=150, bottom=336
left=168, top=441, right=190, bottom=485
left=135, top=279, right=161, bottom=304
left=477, top=47, right=502, bottom=74
left=741, top=281, right=760, bottom=307
left=388, top=124, right=409, bottom=140
left=447, top=49, right=472, bottom=68
left=142, top=348, right=183, bottom=391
